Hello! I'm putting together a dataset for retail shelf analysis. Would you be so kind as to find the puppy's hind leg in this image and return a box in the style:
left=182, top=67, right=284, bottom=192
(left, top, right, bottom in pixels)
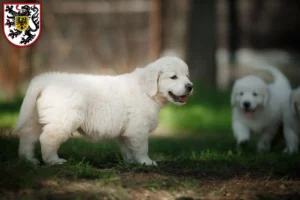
left=39, top=124, right=71, bottom=165
left=283, top=127, right=299, bottom=154
left=119, top=137, right=134, bottom=163
left=18, top=115, right=42, bottom=165
left=37, top=86, right=85, bottom=165
left=39, top=112, right=85, bottom=165
left=257, top=128, right=278, bottom=152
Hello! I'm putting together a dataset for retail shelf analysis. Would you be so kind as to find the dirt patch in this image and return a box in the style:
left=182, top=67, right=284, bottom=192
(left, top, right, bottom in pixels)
left=0, top=179, right=130, bottom=200
left=114, top=172, right=300, bottom=200
left=198, top=179, right=300, bottom=200
left=1, top=175, right=300, bottom=200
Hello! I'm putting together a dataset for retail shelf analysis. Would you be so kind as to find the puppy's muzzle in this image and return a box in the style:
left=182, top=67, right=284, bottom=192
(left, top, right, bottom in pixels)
left=185, top=83, right=193, bottom=93
left=243, top=101, right=251, bottom=109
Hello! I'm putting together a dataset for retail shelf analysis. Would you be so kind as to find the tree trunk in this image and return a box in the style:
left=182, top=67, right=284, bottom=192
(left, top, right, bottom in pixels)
left=186, top=0, right=217, bottom=86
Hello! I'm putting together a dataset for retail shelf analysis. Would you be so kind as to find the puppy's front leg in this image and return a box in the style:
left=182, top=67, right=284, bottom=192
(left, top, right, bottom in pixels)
left=119, top=137, right=135, bottom=163
left=119, top=134, right=157, bottom=166
left=233, top=121, right=250, bottom=148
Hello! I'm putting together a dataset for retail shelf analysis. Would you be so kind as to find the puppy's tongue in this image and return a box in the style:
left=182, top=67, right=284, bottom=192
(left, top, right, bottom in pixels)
left=179, top=95, right=187, bottom=103
left=244, top=111, right=254, bottom=118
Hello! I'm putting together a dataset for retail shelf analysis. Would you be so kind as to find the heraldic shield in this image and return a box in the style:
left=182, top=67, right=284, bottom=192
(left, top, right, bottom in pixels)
left=15, top=16, right=29, bottom=31
left=2, top=2, right=42, bottom=47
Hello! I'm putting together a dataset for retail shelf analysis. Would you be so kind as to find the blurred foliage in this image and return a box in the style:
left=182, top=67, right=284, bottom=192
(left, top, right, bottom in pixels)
left=159, top=82, right=232, bottom=134
left=0, top=97, right=23, bottom=128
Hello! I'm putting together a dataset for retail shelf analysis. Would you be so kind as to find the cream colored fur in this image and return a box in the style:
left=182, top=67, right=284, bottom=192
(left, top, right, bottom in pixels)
left=283, top=87, right=300, bottom=154
left=15, top=57, right=193, bottom=165
left=231, top=65, right=291, bottom=151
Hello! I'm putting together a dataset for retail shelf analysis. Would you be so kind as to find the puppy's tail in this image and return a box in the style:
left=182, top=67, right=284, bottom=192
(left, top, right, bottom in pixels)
left=252, top=65, right=291, bottom=88
left=14, top=75, right=45, bottom=132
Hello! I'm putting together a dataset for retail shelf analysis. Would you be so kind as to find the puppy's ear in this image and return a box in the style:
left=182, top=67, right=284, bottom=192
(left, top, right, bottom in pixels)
left=139, top=66, right=161, bottom=97
left=230, top=90, right=237, bottom=107
left=263, top=87, right=271, bottom=107
left=230, top=83, right=239, bottom=107
left=290, top=91, right=300, bottom=117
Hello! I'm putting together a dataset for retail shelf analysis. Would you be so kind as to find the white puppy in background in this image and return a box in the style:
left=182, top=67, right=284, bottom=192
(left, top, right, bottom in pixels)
left=15, top=56, right=193, bottom=165
left=231, top=66, right=291, bottom=151
left=283, top=87, right=300, bottom=154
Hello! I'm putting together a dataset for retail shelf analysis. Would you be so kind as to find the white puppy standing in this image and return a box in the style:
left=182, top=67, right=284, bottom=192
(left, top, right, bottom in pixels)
left=15, top=57, right=193, bottom=165
left=231, top=66, right=291, bottom=151
left=283, top=87, right=300, bottom=154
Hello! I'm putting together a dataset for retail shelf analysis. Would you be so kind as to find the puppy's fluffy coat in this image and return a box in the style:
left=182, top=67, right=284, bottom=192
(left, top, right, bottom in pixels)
left=231, top=66, right=291, bottom=151
left=283, top=87, right=300, bottom=154
left=15, top=57, right=193, bottom=165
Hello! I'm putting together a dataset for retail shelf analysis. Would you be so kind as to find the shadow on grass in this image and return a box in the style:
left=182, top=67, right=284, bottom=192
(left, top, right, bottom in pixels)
left=1, top=134, right=300, bottom=184
left=1, top=134, right=300, bottom=200
left=256, top=193, right=300, bottom=200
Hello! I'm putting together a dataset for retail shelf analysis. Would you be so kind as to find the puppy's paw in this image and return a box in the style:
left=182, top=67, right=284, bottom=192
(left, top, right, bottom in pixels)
left=257, top=143, right=270, bottom=152
left=137, top=157, right=158, bottom=166
left=237, top=140, right=249, bottom=149
left=47, top=158, right=67, bottom=165
left=29, top=158, right=41, bottom=165
left=151, top=160, right=158, bottom=166
left=23, top=157, right=40, bottom=165
left=283, top=147, right=289, bottom=154
left=283, top=147, right=298, bottom=155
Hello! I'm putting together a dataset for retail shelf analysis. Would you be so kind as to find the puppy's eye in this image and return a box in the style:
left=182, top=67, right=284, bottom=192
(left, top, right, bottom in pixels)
left=253, top=92, right=258, bottom=96
left=239, top=92, right=244, bottom=96
left=170, top=75, right=177, bottom=80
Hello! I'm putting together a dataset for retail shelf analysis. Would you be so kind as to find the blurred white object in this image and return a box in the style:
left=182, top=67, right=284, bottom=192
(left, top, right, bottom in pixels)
left=216, top=48, right=294, bottom=89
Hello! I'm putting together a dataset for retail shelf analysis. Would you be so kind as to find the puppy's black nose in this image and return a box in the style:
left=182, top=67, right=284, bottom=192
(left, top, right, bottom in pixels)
left=185, top=83, right=193, bottom=92
left=243, top=101, right=251, bottom=108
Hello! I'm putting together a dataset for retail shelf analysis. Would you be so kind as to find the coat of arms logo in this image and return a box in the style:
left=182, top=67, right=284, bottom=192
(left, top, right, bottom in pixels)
left=2, top=2, right=42, bottom=47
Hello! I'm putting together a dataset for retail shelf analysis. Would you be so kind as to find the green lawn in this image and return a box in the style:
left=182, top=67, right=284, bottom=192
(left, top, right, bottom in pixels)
left=0, top=134, right=300, bottom=199
left=0, top=97, right=22, bottom=128
left=0, top=85, right=300, bottom=199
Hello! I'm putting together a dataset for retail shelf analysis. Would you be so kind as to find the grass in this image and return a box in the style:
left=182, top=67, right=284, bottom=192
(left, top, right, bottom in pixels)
left=0, top=134, right=300, bottom=199
left=1, top=84, right=300, bottom=199
left=0, top=97, right=22, bottom=128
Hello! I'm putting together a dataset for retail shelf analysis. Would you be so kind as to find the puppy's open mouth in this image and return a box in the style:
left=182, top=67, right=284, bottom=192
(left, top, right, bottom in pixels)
left=243, top=108, right=256, bottom=118
left=169, top=91, right=189, bottom=103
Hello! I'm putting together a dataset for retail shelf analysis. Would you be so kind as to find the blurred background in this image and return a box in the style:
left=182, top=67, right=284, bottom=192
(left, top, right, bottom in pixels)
left=1, top=0, right=300, bottom=134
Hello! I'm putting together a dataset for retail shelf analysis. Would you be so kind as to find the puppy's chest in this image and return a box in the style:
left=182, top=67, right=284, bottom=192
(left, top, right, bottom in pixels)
left=245, top=119, right=268, bottom=134
left=249, top=125, right=265, bottom=134
left=126, top=110, right=159, bottom=133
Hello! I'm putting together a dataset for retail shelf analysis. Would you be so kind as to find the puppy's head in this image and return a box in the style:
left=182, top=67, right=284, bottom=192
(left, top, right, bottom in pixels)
left=290, top=87, right=300, bottom=118
left=139, top=56, right=193, bottom=106
left=231, top=76, right=269, bottom=118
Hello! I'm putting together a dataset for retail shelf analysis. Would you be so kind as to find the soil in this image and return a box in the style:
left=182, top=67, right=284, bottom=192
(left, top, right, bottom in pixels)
left=1, top=173, right=300, bottom=200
